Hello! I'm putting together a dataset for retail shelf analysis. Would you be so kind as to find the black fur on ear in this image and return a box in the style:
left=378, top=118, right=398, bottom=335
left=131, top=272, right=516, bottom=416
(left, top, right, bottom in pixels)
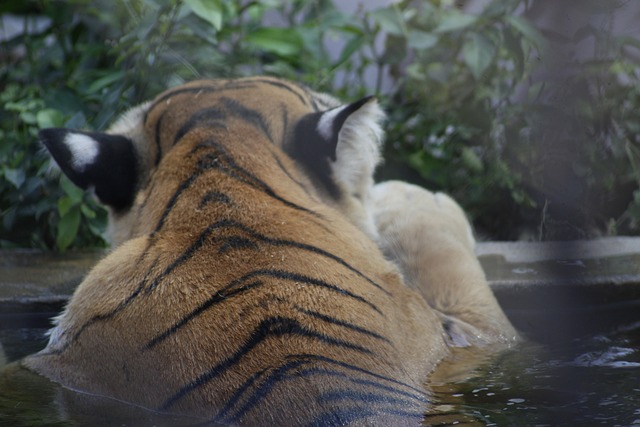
left=39, top=128, right=138, bottom=211
left=288, top=96, right=375, bottom=198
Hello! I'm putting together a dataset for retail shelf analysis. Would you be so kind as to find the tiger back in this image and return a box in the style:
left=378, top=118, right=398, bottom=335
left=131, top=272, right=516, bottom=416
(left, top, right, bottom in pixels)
left=25, top=77, right=449, bottom=426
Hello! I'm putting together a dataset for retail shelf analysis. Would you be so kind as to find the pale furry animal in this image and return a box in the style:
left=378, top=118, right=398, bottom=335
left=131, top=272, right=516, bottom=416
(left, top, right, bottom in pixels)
left=372, top=181, right=518, bottom=347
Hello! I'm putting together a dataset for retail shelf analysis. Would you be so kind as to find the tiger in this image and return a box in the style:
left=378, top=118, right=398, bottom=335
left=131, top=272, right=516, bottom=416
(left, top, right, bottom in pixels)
left=22, top=76, right=517, bottom=426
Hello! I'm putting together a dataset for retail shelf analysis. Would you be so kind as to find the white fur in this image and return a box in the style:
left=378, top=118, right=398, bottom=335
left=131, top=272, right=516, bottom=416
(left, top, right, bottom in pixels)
left=308, top=90, right=342, bottom=110
left=65, top=133, right=99, bottom=171
left=331, top=99, right=385, bottom=193
left=107, top=101, right=150, bottom=135
left=327, top=98, right=386, bottom=240
left=44, top=310, right=67, bottom=350
left=317, top=105, right=347, bottom=140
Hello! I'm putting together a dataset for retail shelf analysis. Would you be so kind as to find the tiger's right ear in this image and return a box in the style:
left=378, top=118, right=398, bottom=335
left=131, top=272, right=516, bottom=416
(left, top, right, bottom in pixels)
left=39, top=128, right=138, bottom=211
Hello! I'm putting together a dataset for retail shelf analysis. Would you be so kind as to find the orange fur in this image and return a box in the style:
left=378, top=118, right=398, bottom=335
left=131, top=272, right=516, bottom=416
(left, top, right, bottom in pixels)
left=24, top=77, right=515, bottom=425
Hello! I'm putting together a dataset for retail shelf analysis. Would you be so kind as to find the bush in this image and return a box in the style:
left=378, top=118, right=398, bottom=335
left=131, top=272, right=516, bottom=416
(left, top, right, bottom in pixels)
left=1, top=0, right=639, bottom=248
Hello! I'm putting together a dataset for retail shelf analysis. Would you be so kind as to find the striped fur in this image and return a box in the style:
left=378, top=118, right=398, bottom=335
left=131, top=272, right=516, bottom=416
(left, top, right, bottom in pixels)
left=27, top=77, right=516, bottom=426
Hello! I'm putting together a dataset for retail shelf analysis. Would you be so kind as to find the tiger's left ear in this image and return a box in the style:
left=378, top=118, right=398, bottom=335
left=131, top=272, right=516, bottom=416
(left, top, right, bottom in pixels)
left=290, top=96, right=385, bottom=198
left=39, top=128, right=139, bottom=211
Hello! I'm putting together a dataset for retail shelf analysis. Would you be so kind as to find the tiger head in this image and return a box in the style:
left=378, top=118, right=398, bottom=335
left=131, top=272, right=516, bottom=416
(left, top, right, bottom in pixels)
left=39, top=77, right=385, bottom=246
left=29, top=76, right=447, bottom=425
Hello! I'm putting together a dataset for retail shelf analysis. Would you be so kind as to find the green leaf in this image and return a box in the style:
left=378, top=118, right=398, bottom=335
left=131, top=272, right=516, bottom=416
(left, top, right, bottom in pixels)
left=246, top=27, right=303, bottom=57
left=60, top=175, right=85, bottom=203
left=370, top=7, right=405, bottom=36
left=184, top=0, right=224, bottom=30
left=503, top=28, right=525, bottom=79
left=36, top=108, right=65, bottom=129
left=81, top=203, right=96, bottom=219
left=434, top=10, right=477, bottom=33
left=58, top=196, right=75, bottom=217
left=4, top=168, right=26, bottom=188
left=56, top=205, right=81, bottom=251
left=461, top=147, right=484, bottom=173
left=506, top=16, right=546, bottom=49
left=462, top=33, right=496, bottom=79
left=333, top=35, right=365, bottom=70
left=86, top=71, right=126, bottom=95
left=407, top=30, right=438, bottom=50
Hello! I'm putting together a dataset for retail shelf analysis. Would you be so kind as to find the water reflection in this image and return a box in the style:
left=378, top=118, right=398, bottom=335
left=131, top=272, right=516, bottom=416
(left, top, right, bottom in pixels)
left=1, top=320, right=639, bottom=426
left=427, top=320, right=640, bottom=426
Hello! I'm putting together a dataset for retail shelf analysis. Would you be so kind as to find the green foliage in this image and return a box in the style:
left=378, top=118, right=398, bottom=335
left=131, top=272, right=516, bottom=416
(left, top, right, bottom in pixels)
left=0, top=0, right=371, bottom=250
left=1, top=0, right=639, bottom=248
left=369, top=0, right=544, bottom=238
left=370, top=0, right=640, bottom=239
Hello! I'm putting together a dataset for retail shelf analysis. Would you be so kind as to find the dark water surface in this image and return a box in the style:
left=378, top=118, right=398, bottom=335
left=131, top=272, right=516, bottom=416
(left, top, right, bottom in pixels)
left=1, top=309, right=638, bottom=426
left=426, top=319, right=640, bottom=426
left=1, top=247, right=639, bottom=426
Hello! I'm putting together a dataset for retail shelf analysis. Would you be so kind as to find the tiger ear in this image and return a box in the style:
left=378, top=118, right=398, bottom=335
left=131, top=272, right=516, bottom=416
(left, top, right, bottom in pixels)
left=39, top=128, right=139, bottom=211
left=290, top=96, right=385, bottom=198
left=315, top=96, right=379, bottom=161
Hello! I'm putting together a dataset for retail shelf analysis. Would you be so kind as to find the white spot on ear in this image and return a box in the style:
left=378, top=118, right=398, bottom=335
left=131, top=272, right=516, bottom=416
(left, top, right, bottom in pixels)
left=317, top=105, right=347, bottom=140
left=65, top=133, right=100, bottom=171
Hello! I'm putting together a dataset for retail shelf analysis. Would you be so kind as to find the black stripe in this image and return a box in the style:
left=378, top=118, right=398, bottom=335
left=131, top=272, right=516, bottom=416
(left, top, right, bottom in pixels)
left=296, top=368, right=427, bottom=403
left=145, top=267, right=382, bottom=349
left=218, top=236, right=258, bottom=253
left=214, top=356, right=426, bottom=424
left=150, top=138, right=323, bottom=237
left=160, top=316, right=374, bottom=410
left=213, top=359, right=307, bottom=423
left=144, top=280, right=263, bottom=350
left=151, top=172, right=200, bottom=236
left=145, top=220, right=218, bottom=294
left=215, top=369, right=270, bottom=422
left=294, top=307, right=391, bottom=344
left=286, top=354, right=428, bottom=398
left=38, top=251, right=158, bottom=356
left=206, top=219, right=390, bottom=296
left=219, top=97, right=273, bottom=142
left=199, top=191, right=232, bottom=208
left=145, top=218, right=389, bottom=324
left=69, top=253, right=159, bottom=341
left=143, top=82, right=257, bottom=124
left=195, top=139, right=322, bottom=218
left=173, top=107, right=227, bottom=145
left=144, top=78, right=311, bottom=129
left=154, top=110, right=166, bottom=166
left=252, top=78, right=311, bottom=107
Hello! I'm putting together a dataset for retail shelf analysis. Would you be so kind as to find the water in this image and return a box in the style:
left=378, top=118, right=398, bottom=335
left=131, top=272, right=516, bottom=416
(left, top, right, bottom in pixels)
left=2, top=246, right=639, bottom=425
left=427, top=320, right=640, bottom=426
left=1, top=313, right=639, bottom=426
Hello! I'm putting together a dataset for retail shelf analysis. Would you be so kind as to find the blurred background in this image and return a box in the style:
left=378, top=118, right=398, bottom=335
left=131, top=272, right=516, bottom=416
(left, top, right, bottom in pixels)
left=1, top=0, right=639, bottom=250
